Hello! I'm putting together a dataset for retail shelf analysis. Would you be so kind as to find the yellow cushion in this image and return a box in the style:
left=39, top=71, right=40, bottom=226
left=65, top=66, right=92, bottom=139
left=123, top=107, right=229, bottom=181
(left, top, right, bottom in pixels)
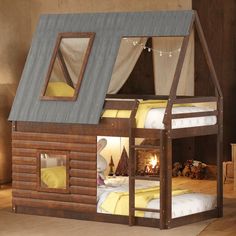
left=45, top=82, right=74, bottom=97
left=102, top=110, right=118, bottom=118
left=41, top=166, right=66, bottom=188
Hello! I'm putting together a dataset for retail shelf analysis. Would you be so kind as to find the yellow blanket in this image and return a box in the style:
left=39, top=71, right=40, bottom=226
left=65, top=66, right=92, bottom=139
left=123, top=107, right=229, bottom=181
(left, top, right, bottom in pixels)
left=41, top=166, right=66, bottom=188
left=100, top=187, right=191, bottom=217
left=102, top=100, right=167, bottom=128
left=45, top=82, right=75, bottom=97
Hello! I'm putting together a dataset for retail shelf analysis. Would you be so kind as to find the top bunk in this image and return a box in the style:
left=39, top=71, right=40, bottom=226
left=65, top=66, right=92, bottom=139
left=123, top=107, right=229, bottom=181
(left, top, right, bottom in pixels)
left=8, top=10, right=222, bottom=135
left=98, top=95, right=220, bottom=139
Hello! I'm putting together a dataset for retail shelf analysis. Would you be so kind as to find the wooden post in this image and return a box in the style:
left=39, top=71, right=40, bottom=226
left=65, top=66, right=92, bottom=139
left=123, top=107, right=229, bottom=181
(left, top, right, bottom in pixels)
left=159, top=130, right=166, bottom=229
left=163, top=14, right=194, bottom=128
left=217, top=97, right=223, bottom=217
left=128, top=100, right=139, bottom=226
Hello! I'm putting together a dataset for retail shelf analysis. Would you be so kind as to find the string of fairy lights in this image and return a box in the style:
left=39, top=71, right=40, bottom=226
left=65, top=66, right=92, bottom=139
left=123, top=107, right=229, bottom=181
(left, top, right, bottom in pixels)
left=123, top=38, right=181, bottom=57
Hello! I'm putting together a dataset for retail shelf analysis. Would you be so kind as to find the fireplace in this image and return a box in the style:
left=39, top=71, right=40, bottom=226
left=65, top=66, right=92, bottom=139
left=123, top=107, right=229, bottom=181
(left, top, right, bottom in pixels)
left=136, top=149, right=160, bottom=176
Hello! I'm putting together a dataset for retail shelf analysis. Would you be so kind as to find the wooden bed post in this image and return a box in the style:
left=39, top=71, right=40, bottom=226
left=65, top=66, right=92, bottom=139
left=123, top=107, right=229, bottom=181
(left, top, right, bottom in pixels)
left=194, top=11, right=224, bottom=216
left=159, top=130, right=165, bottom=229
left=165, top=133, right=172, bottom=228
left=128, top=100, right=139, bottom=226
left=160, top=130, right=172, bottom=229
left=160, top=13, right=194, bottom=229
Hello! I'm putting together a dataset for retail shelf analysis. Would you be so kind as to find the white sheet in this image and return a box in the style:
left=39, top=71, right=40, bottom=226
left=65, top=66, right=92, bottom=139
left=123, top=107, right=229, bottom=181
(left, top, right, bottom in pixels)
left=97, top=177, right=217, bottom=219
left=144, top=106, right=217, bottom=129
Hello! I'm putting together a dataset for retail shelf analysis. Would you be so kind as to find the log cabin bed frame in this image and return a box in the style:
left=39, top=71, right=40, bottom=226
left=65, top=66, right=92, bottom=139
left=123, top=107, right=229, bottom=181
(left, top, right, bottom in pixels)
left=9, top=10, right=223, bottom=229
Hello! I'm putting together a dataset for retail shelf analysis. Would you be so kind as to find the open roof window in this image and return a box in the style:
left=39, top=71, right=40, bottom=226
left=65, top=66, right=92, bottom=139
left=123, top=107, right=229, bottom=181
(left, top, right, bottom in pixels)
left=41, top=32, right=95, bottom=101
left=107, top=36, right=194, bottom=96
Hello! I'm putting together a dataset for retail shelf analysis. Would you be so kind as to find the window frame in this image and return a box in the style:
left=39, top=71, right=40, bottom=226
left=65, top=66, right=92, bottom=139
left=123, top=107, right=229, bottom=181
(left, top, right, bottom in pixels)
left=41, top=32, right=95, bottom=101
left=36, top=150, right=70, bottom=194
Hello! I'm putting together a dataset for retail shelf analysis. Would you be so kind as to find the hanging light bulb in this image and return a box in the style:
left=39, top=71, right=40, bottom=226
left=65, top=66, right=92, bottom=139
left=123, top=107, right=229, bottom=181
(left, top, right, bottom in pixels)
left=148, top=48, right=151, bottom=52
left=159, top=51, right=163, bottom=56
left=169, top=52, right=172, bottom=57
left=143, top=46, right=146, bottom=49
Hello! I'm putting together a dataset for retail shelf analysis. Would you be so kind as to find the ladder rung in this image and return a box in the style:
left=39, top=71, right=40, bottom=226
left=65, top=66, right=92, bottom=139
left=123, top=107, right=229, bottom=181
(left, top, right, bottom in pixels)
left=132, top=176, right=160, bottom=181
left=131, top=145, right=160, bottom=150
left=134, top=207, right=160, bottom=213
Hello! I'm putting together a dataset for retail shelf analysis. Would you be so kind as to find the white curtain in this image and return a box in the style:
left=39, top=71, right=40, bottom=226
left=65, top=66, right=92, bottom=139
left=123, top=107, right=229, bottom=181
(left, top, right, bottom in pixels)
left=107, top=37, right=147, bottom=94
left=152, top=32, right=194, bottom=96
left=51, top=38, right=90, bottom=86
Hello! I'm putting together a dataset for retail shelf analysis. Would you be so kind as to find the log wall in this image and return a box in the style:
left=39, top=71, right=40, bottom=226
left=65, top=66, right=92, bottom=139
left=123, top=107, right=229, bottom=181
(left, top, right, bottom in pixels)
left=12, top=131, right=97, bottom=214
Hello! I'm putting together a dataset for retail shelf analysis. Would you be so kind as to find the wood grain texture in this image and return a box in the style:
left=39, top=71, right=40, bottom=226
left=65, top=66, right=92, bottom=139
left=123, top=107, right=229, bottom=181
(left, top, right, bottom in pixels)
left=13, top=197, right=96, bottom=213
left=12, top=189, right=96, bottom=205
left=12, top=164, right=36, bottom=174
left=12, top=181, right=36, bottom=190
left=12, top=148, right=37, bottom=157
left=12, top=131, right=97, bottom=213
left=12, top=173, right=37, bottom=182
left=70, top=177, right=96, bottom=187
left=70, top=186, right=96, bottom=196
left=70, top=152, right=96, bottom=161
left=70, top=160, right=96, bottom=170
left=12, top=132, right=97, bottom=144
left=69, top=169, right=96, bottom=179
left=12, top=156, right=36, bottom=165
left=12, top=140, right=96, bottom=153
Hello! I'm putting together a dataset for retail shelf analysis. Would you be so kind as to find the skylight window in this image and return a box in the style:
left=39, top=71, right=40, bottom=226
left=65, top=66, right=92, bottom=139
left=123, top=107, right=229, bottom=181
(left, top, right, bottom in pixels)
left=41, top=32, right=95, bottom=101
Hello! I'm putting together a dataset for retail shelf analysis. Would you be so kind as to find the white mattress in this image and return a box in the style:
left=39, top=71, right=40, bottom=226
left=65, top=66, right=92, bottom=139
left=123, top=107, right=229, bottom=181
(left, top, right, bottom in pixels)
left=144, top=106, right=217, bottom=129
left=97, top=178, right=216, bottom=219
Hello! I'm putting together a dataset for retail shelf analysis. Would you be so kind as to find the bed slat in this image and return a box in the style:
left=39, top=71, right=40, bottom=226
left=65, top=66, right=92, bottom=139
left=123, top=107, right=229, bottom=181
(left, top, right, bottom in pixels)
left=171, top=110, right=218, bottom=119
left=174, top=96, right=217, bottom=104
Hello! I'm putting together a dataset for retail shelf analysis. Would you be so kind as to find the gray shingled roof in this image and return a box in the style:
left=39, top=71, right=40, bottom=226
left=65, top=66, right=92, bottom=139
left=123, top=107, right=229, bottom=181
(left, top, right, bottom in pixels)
left=9, top=11, right=194, bottom=124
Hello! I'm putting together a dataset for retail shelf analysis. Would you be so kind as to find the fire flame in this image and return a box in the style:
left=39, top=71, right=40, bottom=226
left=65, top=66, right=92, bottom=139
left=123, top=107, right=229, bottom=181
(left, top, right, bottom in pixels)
left=149, top=155, right=158, bottom=168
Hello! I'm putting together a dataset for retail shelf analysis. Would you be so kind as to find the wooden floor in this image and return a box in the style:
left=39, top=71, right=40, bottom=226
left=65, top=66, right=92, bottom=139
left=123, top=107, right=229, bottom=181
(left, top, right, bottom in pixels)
left=0, top=184, right=11, bottom=209
left=0, top=180, right=235, bottom=236
left=173, top=176, right=236, bottom=198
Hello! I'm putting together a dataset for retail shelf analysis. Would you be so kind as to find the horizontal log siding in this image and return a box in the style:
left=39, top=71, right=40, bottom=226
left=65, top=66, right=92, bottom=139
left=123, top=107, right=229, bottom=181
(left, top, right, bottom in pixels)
left=12, top=189, right=96, bottom=205
left=13, top=198, right=96, bottom=213
left=12, top=130, right=97, bottom=213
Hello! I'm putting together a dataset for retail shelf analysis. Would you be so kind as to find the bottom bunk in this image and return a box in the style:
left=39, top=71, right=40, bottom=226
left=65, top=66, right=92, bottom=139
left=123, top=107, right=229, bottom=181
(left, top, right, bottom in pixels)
left=97, top=176, right=217, bottom=219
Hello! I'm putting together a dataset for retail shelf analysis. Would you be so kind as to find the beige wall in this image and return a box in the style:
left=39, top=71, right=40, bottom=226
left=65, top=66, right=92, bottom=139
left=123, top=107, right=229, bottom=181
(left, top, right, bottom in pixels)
left=0, top=0, right=31, bottom=183
left=0, top=0, right=191, bottom=183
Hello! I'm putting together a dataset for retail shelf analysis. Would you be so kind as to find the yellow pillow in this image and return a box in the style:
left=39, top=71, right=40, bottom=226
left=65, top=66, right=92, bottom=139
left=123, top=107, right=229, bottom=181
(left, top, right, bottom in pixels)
left=41, top=166, right=66, bottom=188
left=45, top=82, right=75, bottom=97
left=102, top=109, right=118, bottom=118
left=139, top=99, right=167, bottom=104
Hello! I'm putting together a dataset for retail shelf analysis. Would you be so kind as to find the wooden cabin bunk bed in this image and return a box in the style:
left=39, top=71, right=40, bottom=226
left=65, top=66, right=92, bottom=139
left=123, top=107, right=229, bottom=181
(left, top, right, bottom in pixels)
left=9, top=11, right=223, bottom=229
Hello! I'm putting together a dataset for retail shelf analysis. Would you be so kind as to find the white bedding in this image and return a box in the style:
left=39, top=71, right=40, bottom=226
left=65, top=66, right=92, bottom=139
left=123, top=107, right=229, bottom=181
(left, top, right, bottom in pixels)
left=97, top=177, right=217, bottom=219
left=144, top=106, right=217, bottom=129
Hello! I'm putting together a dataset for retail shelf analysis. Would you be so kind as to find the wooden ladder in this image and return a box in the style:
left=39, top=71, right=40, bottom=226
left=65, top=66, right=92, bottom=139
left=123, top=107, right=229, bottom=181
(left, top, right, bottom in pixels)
left=128, top=109, right=161, bottom=226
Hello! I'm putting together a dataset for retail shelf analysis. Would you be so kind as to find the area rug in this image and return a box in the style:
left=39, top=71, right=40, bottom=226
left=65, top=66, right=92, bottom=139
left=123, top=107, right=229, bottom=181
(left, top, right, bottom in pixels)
left=198, top=198, right=236, bottom=236
left=0, top=206, right=210, bottom=236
